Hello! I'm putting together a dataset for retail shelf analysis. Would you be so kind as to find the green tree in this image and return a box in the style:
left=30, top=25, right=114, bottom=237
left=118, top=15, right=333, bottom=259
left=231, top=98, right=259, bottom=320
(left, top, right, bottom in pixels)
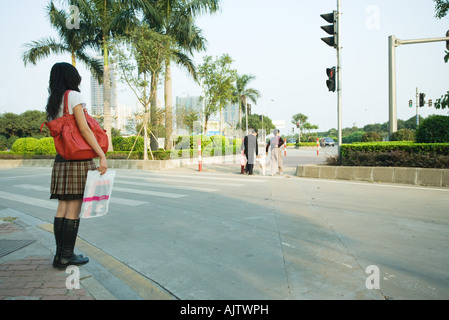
left=241, top=114, right=275, bottom=133
left=112, top=25, right=174, bottom=160
left=291, top=113, right=309, bottom=142
left=416, top=115, right=449, bottom=143
left=144, top=0, right=220, bottom=150
left=176, top=105, right=201, bottom=134
left=0, top=113, right=21, bottom=139
left=233, top=74, right=261, bottom=133
left=197, top=54, right=237, bottom=135
left=75, top=0, right=160, bottom=151
left=22, top=2, right=102, bottom=79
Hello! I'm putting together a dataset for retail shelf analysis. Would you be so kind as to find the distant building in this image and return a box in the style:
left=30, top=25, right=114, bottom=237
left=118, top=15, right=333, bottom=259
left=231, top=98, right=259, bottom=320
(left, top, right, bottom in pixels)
left=175, top=95, right=239, bottom=135
left=90, top=57, right=117, bottom=118
left=176, top=96, right=203, bottom=113
left=90, top=57, right=136, bottom=134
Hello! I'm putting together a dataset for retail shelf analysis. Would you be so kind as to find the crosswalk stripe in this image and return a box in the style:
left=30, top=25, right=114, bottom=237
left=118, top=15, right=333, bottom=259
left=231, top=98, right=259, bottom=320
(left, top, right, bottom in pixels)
left=0, top=190, right=56, bottom=210
left=119, top=175, right=245, bottom=187
left=113, top=187, right=187, bottom=199
left=129, top=173, right=267, bottom=183
left=13, top=185, right=148, bottom=207
left=114, top=179, right=217, bottom=192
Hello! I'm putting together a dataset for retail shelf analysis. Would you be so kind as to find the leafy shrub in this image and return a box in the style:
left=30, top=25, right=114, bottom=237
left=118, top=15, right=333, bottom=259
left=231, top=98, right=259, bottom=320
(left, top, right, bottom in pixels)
left=339, top=142, right=449, bottom=168
left=210, top=135, right=229, bottom=149
left=415, top=115, right=449, bottom=143
left=362, top=131, right=382, bottom=142
left=35, top=137, right=56, bottom=155
left=11, top=138, right=39, bottom=154
left=342, top=131, right=365, bottom=144
left=174, top=135, right=212, bottom=151
left=391, top=129, right=415, bottom=142
left=112, top=136, right=144, bottom=152
left=0, top=136, right=7, bottom=151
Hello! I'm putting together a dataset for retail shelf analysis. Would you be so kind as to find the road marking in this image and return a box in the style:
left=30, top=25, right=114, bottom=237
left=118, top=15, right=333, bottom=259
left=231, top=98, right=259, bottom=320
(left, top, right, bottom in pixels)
left=127, top=173, right=267, bottom=183
left=114, top=179, right=217, bottom=192
left=0, top=173, right=49, bottom=181
left=0, top=190, right=57, bottom=210
left=117, top=175, right=245, bottom=187
left=113, top=187, right=187, bottom=199
left=13, top=185, right=148, bottom=207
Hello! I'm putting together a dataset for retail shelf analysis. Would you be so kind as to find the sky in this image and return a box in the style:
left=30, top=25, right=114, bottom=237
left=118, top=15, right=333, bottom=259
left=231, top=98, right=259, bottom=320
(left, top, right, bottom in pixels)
left=0, top=0, right=448, bottom=135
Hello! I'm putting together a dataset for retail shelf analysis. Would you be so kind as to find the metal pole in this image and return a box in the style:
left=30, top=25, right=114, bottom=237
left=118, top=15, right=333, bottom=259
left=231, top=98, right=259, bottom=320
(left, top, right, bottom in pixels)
left=388, top=35, right=398, bottom=138
left=416, top=87, right=419, bottom=127
left=397, top=37, right=449, bottom=46
left=337, top=0, right=342, bottom=149
left=388, top=35, right=449, bottom=138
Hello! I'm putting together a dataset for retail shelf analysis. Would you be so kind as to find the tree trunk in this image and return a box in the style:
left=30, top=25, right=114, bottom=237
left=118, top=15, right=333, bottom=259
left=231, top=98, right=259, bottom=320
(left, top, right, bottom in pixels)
left=103, top=67, right=113, bottom=152
left=150, top=72, right=159, bottom=152
left=164, top=60, right=173, bottom=150
left=238, top=96, right=242, bottom=131
left=243, top=96, right=248, bottom=135
left=219, top=106, right=223, bottom=136
left=103, top=48, right=113, bottom=152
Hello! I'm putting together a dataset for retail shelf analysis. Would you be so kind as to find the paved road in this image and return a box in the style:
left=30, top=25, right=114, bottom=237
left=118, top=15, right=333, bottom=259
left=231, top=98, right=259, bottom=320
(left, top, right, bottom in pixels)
left=0, top=165, right=448, bottom=300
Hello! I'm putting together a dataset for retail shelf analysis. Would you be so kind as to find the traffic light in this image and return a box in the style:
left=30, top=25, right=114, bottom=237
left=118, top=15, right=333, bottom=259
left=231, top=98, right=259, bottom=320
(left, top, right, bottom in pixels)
left=428, top=99, right=433, bottom=107
left=296, top=122, right=300, bottom=129
left=321, top=11, right=338, bottom=48
left=419, top=93, right=425, bottom=107
left=409, top=100, right=413, bottom=108
left=326, top=67, right=336, bottom=92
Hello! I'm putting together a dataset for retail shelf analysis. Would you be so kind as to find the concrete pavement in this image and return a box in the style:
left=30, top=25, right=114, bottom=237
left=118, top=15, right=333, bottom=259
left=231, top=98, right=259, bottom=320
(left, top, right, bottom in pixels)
left=1, top=159, right=448, bottom=301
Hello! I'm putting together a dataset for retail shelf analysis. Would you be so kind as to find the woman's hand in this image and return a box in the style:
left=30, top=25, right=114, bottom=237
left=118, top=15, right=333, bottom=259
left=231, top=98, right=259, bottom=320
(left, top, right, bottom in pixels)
left=98, top=156, right=108, bottom=175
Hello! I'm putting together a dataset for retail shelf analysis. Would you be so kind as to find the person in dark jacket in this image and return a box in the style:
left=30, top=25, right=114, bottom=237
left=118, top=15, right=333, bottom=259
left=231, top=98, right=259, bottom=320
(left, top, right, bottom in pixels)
left=243, top=129, right=259, bottom=175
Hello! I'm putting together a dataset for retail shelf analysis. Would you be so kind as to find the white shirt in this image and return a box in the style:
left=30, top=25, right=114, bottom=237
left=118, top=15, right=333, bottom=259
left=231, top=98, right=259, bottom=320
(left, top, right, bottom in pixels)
left=56, top=91, right=86, bottom=119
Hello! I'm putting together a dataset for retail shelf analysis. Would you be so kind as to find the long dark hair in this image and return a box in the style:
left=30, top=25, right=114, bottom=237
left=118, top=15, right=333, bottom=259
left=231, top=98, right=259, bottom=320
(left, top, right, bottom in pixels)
left=46, top=62, right=82, bottom=121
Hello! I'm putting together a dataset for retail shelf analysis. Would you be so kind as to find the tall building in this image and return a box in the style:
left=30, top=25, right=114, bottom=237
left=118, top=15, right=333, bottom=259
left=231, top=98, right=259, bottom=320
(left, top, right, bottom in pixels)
left=175, top=95, right=240, bottom=135
left=175, top=96, right=203, bottom=113
left=90, top=57, right=117, bottom=117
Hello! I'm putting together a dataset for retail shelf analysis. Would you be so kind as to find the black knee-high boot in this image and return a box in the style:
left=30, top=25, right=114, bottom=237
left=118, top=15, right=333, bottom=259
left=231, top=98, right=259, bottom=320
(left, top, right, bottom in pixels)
left=53, top=218, right=84, bottom=268
left=57, top=218, right=89, bottom=268
left=53, top=217, right=64, bottom=267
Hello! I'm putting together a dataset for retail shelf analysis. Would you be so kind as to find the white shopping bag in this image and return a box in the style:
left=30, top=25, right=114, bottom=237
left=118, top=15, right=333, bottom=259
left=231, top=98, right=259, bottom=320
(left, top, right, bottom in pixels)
left=80, top=170, right=116, bottom=219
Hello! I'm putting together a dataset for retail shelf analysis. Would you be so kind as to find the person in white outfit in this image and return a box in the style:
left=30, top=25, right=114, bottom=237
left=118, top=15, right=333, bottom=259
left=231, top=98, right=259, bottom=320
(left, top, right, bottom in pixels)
left=266, top=129, right=285, bottom=176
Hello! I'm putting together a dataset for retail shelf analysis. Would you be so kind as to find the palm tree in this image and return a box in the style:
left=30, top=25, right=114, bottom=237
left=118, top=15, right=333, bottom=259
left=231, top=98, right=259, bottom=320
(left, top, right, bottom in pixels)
left=234, top=74, right=261, bottom=134
left=22, top=2, right=102, bottom=80
left=74, top=0, right=160, bottom=152
left=142, top=0, right=220, bottom=150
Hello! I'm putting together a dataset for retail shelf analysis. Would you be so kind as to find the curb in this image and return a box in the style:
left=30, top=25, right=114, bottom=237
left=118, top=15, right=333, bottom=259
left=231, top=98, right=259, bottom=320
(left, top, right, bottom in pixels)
left=0, top=156, right=240, bottom=170
left=296, top=165, right=449, bottom=187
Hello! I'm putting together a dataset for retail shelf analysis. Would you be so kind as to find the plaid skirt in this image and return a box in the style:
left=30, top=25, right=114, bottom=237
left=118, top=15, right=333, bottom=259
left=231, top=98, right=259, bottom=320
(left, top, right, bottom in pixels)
left=50, top=156, right=97, bottom=201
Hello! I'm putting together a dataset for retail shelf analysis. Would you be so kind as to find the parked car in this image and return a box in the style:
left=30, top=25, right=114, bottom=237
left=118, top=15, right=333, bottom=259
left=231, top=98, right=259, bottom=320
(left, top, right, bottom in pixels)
left=323, top=137, right=335, bottom=147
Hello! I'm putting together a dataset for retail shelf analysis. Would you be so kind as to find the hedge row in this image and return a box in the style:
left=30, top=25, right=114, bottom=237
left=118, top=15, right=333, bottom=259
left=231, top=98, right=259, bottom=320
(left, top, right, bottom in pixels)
left=0, top=136, right=243, bottom=160
left=337, top=142, right=449, bottom=168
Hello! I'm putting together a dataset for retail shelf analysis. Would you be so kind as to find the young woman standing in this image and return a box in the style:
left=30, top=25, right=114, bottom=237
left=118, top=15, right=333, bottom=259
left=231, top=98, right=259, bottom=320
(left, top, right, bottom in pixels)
left=46, top=62, right=108, bottom=268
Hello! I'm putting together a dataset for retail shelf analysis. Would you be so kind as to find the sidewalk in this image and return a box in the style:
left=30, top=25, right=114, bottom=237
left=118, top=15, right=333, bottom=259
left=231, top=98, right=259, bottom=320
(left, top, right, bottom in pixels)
left=0, top=213, right=116, bottom=300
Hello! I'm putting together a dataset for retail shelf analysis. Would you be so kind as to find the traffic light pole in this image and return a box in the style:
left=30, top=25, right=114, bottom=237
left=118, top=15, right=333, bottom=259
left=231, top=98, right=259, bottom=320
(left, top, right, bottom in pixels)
left=336, top=0, right=342, bottom=149
left=416, top=87, right=419, bottom=127
left=388, top=35, right=449, bottom=139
